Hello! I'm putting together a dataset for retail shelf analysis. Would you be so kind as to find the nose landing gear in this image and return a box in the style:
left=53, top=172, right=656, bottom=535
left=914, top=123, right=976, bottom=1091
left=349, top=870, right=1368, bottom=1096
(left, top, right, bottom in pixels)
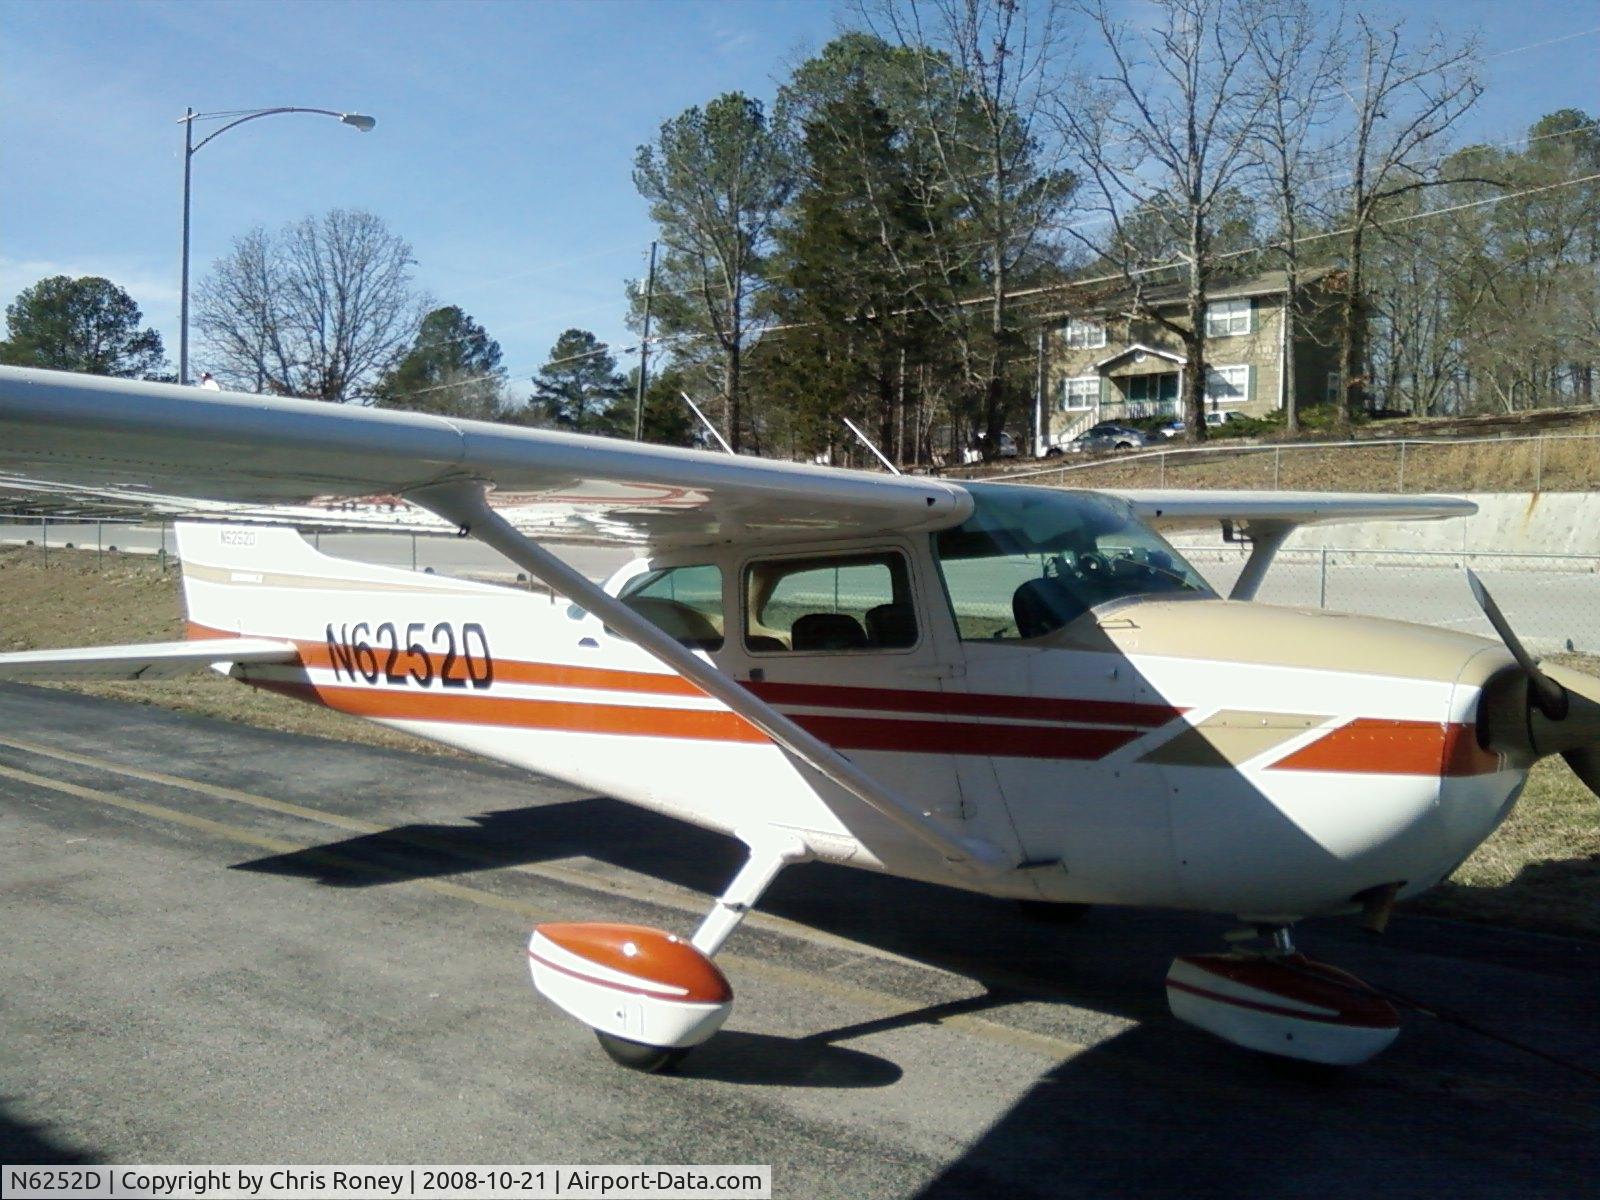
left=525, top=832, right=810, bottom=1072
left=1165, top=926, right=1401, bottom=1065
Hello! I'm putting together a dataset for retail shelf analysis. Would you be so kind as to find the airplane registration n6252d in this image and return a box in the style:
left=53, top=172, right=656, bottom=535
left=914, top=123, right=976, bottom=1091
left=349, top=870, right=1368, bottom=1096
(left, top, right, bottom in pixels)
left=4, top=364, right=1596, bottom=1071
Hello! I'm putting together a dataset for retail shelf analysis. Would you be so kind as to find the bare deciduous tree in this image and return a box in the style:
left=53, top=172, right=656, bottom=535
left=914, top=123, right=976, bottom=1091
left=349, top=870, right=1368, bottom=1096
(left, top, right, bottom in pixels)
left=1246, top=0, right=1345, bottom=433
left=862, top=0, right=1076, bottom=456
left=1333, top=16, right=1480, bottom=422
left=196, top=209, right=425, bottom=403
left=1062, top=0, right=1271, bottom=442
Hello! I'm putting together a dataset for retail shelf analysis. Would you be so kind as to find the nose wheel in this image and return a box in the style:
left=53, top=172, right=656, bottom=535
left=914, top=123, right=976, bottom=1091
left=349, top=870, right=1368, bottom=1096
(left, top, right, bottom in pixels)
left=595, top=1031, right=690, bottom=1074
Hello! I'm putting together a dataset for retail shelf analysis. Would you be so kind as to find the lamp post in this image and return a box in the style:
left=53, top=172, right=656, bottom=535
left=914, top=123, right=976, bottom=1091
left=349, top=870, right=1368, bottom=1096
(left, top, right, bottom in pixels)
left=179, top=106, right=376, bottom=385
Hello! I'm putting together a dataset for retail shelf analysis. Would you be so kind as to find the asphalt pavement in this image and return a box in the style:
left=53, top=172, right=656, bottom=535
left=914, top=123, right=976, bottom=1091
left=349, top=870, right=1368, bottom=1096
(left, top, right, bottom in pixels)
left=1, top=683, right=1596, bottom=1196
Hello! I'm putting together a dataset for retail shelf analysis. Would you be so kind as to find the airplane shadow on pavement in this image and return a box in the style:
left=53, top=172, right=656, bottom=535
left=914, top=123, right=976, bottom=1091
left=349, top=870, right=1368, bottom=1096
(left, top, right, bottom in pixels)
left=232, top=792, right=1600, bottom=1198
left=0, top=1096, right=99, bottom=1164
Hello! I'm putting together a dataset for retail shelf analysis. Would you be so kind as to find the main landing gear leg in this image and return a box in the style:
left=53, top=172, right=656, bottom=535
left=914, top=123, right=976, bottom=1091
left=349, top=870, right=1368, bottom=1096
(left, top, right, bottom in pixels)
left=526, top=832, right=810, bottom=1072
left=1165, top=923, right=1402, bottom=1066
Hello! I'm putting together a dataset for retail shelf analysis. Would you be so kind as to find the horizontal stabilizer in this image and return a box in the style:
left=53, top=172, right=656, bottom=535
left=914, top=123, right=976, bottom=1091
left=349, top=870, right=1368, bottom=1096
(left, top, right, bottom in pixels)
left=0, top=637, right=298, bottom=681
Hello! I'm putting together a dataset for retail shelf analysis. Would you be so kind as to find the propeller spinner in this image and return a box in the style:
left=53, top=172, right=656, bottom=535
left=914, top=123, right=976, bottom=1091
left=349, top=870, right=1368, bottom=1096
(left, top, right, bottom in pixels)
left=1467, top=570, right=1600, bottom=796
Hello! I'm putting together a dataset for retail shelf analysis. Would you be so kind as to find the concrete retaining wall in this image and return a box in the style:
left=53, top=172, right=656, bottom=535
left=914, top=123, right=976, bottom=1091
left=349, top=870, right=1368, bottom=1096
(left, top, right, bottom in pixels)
left=1169, top=493, right=1600, bottom=565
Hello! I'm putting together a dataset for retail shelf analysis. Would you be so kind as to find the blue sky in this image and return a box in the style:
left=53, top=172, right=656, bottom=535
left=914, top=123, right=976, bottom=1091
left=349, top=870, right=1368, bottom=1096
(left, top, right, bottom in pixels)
left=3, top=0, right=1598, bottom=394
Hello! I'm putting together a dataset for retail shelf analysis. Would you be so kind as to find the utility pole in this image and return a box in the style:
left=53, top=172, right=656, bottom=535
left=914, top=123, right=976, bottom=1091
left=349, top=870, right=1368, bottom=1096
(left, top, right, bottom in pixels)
left=1034, top=326, right=1047, bottom=458
left=180, top=107, right=193, bottom=385
left=633, top=240, right=657, bottom=441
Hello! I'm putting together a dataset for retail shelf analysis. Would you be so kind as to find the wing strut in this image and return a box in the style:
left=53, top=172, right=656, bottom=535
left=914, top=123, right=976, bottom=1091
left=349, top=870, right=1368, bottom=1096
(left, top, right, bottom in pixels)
left=1227, top=521, right=1293, bottom=601
left=408, top=480, right=1012, bottom=877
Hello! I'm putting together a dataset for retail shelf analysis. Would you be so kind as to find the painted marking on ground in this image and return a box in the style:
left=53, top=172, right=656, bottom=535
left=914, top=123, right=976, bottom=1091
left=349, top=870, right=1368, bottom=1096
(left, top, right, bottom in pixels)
left=0, top=749, right=1094, bottom=1064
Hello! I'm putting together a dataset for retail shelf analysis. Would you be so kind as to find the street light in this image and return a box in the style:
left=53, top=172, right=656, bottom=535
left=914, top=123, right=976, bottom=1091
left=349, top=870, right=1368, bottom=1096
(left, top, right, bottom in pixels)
left=178, top=106, right=376, bottom=385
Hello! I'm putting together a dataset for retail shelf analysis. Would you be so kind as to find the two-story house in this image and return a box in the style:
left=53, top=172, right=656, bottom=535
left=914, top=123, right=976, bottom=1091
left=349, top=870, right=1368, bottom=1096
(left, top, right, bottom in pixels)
left=1040, top=267, right=1344, bottom=448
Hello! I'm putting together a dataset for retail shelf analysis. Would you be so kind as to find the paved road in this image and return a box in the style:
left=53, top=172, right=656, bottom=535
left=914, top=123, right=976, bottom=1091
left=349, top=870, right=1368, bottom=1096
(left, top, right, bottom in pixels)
left=1189, top=552, right=1600, bottom=652
left=1, top=685, right=1595, bottom=1194
left=0, top=521, right=630, bottom=585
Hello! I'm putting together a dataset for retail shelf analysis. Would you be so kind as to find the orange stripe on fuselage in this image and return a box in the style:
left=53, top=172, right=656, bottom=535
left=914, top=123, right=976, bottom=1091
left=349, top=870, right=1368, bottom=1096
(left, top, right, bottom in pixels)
left=1269, top=718, right=1501, bottom=777
left=187, top=621, right=1181, bottom=730
left=190, top=622, right=1500, bottom=775
left=252, top=677, right=770, bottom=743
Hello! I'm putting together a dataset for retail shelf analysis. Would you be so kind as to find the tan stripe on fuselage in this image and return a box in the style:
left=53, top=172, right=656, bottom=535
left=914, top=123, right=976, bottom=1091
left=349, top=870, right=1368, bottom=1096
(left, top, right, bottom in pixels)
left=1139, top=709, right=1325, bottom=768
left=181, top=560, right=496, bottom=596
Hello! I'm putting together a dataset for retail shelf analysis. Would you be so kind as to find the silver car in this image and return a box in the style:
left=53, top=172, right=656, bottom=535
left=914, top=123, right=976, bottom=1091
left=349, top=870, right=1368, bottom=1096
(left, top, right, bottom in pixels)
left=1069, top=422, right=1149, bottom=453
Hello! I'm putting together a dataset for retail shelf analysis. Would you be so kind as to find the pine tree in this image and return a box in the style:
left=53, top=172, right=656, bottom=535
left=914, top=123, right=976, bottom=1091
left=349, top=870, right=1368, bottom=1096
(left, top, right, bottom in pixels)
left=374, top=306, right=506, bottom=418
left=531, top=329, right=627, bottom=434
left=1, top=275, right=166, bottom=377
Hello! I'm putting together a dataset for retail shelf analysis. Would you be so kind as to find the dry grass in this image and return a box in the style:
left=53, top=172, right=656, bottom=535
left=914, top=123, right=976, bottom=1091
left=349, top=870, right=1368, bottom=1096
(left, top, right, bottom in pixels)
left=0, top=545, right=458, bottom=757
left=990, top=423, right=1600, bottom=496
left=2, top=544, right=1595, bottom=939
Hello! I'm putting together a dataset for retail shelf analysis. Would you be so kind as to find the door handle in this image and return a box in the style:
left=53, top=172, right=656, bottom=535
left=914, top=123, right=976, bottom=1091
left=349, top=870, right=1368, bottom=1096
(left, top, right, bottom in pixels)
left=898, top=663, right=965, bottom=680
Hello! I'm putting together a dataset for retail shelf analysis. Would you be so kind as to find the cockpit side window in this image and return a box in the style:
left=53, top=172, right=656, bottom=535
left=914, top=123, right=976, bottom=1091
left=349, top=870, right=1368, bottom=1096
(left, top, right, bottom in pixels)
left=743, top=551, right=917, bottom=654
left=615, top=563, right=725, bottom=651
left=935, top=484, right=1212, bottom=641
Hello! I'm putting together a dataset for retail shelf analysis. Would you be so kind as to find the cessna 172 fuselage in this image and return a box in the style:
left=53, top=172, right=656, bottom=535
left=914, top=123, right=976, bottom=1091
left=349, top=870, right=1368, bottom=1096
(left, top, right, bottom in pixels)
left=2, top=365, right=1593, bottom=1070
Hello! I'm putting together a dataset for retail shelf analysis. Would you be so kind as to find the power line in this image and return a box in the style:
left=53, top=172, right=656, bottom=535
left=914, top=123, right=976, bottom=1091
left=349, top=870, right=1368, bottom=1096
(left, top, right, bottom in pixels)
left=979, top=168, right=1600, bottom=315
left=1486, top=25, right=1600, bottom=60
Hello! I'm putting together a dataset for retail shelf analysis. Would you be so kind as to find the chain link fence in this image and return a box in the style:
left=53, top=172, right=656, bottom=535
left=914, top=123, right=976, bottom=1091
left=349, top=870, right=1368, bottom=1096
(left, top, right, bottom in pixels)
left=0, top=516, right=618, bottom=587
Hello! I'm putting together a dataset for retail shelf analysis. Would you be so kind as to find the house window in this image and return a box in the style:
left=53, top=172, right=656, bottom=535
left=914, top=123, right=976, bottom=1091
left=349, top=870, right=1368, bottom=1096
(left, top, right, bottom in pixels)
left=1064, top=318, right=1107, bottom=349
left=1061, top=376, right=1099, bottom=410
left=1204, top=365, right=1249, bottom=408
left=1205, top=298, right=1253, bottom=337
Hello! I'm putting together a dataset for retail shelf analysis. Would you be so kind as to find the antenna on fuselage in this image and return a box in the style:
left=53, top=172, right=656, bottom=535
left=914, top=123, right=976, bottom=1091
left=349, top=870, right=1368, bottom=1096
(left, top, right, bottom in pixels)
left=842, top=417, right=902, bottom=475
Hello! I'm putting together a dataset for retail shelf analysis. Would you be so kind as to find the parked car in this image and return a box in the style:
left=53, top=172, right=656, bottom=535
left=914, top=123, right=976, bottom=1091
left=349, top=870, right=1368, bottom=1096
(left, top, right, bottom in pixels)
left=1068, top=422, right=1149, bottom=453
left=961, top=431, right=1020, bottom=463
left=1149, top=411, right=1242, bottom=438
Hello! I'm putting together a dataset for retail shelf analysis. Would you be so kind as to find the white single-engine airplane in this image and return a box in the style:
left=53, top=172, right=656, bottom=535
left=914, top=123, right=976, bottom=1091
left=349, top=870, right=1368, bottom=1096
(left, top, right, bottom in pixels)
left=3, top=364, right=1595, bottom=1071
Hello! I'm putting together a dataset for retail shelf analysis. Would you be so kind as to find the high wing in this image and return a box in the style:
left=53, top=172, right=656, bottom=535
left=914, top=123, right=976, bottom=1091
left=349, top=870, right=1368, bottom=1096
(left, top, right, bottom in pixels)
left=1110, top=489, right=1476, bottom=532
left=0, top=366, right=969, bottom=548
left=0, top=366, right=1473, bottom=546
left=1105, top=487, right=1475, bottom=602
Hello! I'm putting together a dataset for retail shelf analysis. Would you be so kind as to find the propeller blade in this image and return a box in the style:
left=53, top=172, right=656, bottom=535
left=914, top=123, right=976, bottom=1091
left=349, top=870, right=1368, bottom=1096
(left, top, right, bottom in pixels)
left=1562, top=748, right=1600, bottom=800
left=1466, top=570, right=1567, bottom=719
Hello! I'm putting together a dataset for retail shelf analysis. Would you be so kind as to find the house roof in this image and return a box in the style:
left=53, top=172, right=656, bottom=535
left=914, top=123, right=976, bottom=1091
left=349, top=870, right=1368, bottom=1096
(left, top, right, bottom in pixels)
left=1042, top=265, right=1337, bottom=323
left=1093, top=343, right=1186, bottom=370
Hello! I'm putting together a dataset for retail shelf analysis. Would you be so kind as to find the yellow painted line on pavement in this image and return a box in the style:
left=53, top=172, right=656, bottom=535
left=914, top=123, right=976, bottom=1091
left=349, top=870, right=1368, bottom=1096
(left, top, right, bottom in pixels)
left=0, top=732, right=932, bottom=973
left=0, top=745, right=1096, bottom=1064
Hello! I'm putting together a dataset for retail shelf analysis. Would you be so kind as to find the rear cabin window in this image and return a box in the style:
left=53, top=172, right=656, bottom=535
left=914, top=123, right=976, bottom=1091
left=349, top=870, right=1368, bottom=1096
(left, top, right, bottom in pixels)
left=616, top=563, right=725, bottom=651
left=744, top=552, right=917, bottom=654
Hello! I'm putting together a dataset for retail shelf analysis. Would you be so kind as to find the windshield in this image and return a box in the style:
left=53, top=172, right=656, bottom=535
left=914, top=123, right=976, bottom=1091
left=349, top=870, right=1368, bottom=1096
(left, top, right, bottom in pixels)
left=935, top=483, right=1213, bottom=640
